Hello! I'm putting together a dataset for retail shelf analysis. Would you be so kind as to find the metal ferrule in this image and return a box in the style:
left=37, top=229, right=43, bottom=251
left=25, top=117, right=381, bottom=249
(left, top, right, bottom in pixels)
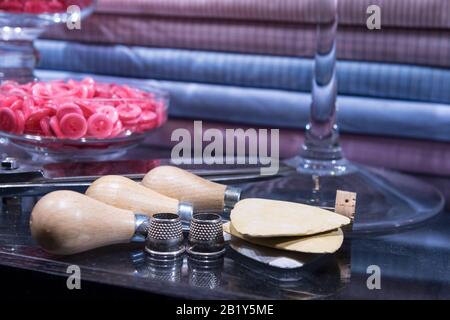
left=177, top=201, right=193, bottom=222
left=131, top=214, right=150, bottom=242
left=177, top=201, right=194, bottom=231
left=223, top=186, right=242, bottom=209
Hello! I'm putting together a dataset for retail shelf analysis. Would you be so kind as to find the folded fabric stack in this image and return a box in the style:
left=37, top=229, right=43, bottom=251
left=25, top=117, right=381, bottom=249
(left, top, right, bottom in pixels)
left=36, top=40, right=450, bottom=105
left=44, top=0, right=450, bottom=67
left=37, top=0, right=450, bottom=178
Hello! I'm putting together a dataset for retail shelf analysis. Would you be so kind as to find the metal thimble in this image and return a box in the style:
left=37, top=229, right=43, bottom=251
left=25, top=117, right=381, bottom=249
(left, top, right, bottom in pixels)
left=145, top=213, right=185, bottom=258
left=187, top=213, right=226, bottom=258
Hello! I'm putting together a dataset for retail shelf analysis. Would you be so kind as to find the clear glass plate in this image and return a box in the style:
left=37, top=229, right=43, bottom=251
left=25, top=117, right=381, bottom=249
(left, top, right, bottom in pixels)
left=241, top=163, right=445, bottom=235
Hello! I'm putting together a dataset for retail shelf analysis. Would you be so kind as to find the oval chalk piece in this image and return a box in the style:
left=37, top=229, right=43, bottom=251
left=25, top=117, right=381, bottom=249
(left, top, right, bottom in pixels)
left=230, top=198, right=351, bottom=238
left=223, top=222, right=344, bottom=254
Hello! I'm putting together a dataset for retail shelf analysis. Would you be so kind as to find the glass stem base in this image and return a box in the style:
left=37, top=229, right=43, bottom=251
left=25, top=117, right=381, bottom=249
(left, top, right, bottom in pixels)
left=292, top=124, right=354, bottom=176
left=0, top=28, right=42, bottom=83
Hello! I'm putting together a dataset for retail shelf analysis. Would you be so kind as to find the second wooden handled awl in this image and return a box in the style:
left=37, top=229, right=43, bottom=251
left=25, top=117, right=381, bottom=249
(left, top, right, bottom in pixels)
left=85, top=175, right=193, bottom=222
left=141, top=166, right=241, bottom=212
left=30, top=191, right=150, bottom=255
left=142, top=166, right=356, bottom=219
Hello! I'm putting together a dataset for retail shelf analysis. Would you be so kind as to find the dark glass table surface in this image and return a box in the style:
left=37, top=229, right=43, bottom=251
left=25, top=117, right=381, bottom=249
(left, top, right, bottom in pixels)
left=0, top=145, right=449, bottom=300
left=1, top=193, right=449, bottom=300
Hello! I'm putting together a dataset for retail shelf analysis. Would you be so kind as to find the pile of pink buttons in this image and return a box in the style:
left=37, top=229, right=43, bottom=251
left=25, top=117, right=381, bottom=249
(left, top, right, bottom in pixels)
left=0, top=78, right=167, bottom=140
left=0, top=0, right=92, bottom=14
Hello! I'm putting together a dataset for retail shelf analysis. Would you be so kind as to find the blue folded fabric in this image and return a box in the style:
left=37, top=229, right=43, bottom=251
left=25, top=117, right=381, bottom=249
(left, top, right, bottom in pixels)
left=36, top=70, right=450, bottom=142
left=36, top=40, right=450, bottom=104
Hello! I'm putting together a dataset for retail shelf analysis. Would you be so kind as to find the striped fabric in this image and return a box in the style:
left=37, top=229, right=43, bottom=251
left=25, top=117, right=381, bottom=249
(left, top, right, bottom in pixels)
left=159, top=80, right=450, bottom=143
left=44, top=14, right=450, bottom=67
left=95, top=0, right=450, bottom=29
left=36, top=70, right=450, bottom=142
left=36, top=40, right=450, bottom=104
left=143, top=118, right=450, bottom=177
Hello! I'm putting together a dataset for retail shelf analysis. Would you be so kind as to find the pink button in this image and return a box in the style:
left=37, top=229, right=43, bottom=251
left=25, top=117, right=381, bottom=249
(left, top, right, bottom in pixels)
left=14, top=110, right=25, bottom=134
left=50, top=116, right=65, bottom=138
left=87, top=113, right=113, bottom=139
left=0, top=77, right=165, bottom=139
left=60, top=113, right=88, bottom=139
left=117, top=103, right=142, bottom=121
left=40, top=116, right=52, bottom=136
left=97, top=105, right=119, bottom=124
left=0, top=108, right=17, bottom=133
left=24, top=108, right=55, bottom=134
left=56, top=102, right=83, bottom=120
left=109, top=120, right=123, bottom=138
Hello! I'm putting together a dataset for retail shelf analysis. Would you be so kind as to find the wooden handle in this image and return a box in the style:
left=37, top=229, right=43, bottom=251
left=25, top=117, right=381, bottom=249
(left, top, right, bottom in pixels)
left=86, top=175, right=179, bottom=216
left=142, top=166, right=227, bottom=212
left=30, top=191, right=136, bottom=255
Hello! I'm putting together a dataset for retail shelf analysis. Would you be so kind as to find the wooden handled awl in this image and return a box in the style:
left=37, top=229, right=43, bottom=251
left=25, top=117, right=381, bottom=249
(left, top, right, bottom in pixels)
left=142, top=166, right=356, bottom=219
left=30, top=191, right=149, bottom=255
left=85, top=175, right=193, bottom=221
left=141, top=166, right=241, bottom=212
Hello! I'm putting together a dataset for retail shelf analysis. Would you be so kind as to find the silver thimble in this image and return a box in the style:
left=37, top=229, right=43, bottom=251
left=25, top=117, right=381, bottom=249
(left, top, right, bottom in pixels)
left=145, top=213, right=185, bottom=258
left=187, top=213, right=226, bottom=258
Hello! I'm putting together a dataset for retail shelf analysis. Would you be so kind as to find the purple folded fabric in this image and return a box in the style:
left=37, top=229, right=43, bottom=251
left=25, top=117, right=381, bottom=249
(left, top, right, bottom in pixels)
left=143, top=118, right=450, bottom=177
left=44, top=14, right=450, bottom=67
left=96, top=0, right=450, bottom=30
left=340, top=136, right=450, bottom=178
left=44, top=15, right=316, bottom=57
left=96, top=0, right=329, bottom=24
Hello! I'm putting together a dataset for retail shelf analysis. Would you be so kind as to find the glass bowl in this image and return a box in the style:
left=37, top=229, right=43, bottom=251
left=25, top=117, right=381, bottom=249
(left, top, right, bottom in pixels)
left=0, top=1, right=96, bottom=25
left=0, top=78, right=169, bottom=161
left=0, top=0, right=97, bottom=83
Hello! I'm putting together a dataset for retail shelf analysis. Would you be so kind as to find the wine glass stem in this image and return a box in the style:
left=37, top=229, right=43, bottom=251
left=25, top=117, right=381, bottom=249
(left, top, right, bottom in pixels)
left=301, top=0, right=343, bottom=162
